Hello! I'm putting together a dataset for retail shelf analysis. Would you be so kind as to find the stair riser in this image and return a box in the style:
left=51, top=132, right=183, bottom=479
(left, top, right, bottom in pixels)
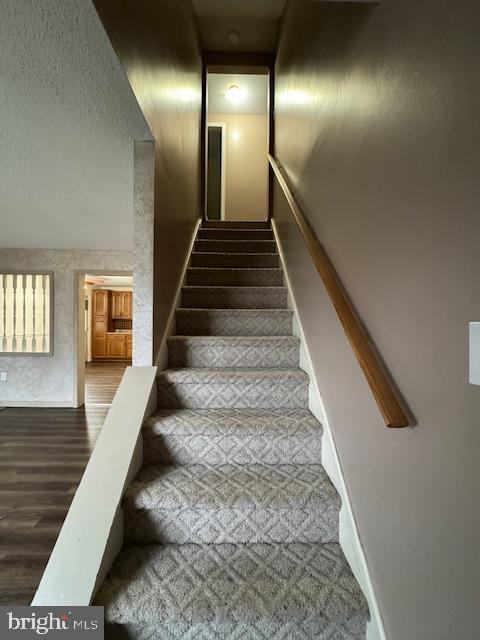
left=182, top=287, right=288, bottom=309
left=168, top=338, right=299, bottom=369
left=202, top=220, right=270, bottom=229
left=143, top=433, right=322, bottom=465
left=195, top=240, right=277, bottom=254
left=175, top=309, right=293, bottom=336
left=191, top=253, right=279, bottom=268
left=156, top=379, right=309, bottom=409
left=124, top=507, right=339, bottom=544
left=198, top=229, right=274, bottom=241
left=186, top=268, right=283, bottom=287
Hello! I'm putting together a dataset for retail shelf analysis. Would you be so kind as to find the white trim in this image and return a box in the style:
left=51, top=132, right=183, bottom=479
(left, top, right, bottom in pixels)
left=207, top=123, right=226, bottom=220
left=32, top=366, right=158, bottom=606
left=1, top=400, right=75, bottom=408
left=272, top=220, right=386, bottom=640
left=73, top=269, right=133, bottom=408
left=155, top=217, right=202, bottom=368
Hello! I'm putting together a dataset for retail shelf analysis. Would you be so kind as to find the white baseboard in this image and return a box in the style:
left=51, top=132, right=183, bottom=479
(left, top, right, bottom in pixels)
left=272, top=220, right=386, bottom=640
left=0, top=400, right=74, bottom=408
left=155, top=218, right=202, bottom=369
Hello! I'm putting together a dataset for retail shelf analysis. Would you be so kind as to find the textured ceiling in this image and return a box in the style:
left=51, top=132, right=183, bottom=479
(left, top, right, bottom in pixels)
left=0, top=0, right=152, bottom=251
left=192, top=0, right=286, bottom=19
left=208, top=74, right=269, bottom=115
left=192, top=0, right=287, bottom=51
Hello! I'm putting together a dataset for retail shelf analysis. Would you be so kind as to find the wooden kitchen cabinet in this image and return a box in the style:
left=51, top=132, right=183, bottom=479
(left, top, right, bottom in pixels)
left=112, top=291, right=132, bottom=319
left=123, top=292, right=132, bottom=319
left=91, top=289, right=132, bottom=360
left=92, top=290, right=111, bottom=359
left=106, top=333, right=127, bottom=359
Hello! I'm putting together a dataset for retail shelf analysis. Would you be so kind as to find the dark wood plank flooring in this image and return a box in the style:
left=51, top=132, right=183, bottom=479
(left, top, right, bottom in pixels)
left=0, top=361, right=129, bottom=604
left=84, top=361, right=130, bottom=405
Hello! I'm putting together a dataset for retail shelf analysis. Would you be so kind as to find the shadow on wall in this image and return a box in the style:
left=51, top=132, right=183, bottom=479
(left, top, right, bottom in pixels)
left=276, top=1, right=377, bottom=188
left=93, top=0, right=203, bottom=363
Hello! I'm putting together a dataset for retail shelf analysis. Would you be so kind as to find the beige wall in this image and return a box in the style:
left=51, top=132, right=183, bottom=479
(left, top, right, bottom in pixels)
left=208, top=114, right=268, bottom=221
left=275, top=1, right=480, bottom=639
left=0, top=249, right=131, bottom=406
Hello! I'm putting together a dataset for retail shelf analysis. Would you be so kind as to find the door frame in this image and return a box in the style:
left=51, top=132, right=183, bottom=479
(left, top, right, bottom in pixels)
left=207, top=122, right=226, bottom=220
left=73, top=269, right=132, bottom=408
left=201, top=52, right=275, bottom=221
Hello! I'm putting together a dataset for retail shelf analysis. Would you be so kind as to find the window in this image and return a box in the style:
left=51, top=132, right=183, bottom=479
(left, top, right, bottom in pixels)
left=0, top=272, right=53, bottom=355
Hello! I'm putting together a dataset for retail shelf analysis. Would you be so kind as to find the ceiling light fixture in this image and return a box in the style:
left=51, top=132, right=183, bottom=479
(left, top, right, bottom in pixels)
left=227, top=30, right=240, bottom=47
left=227, top=84, right=246, bottom=104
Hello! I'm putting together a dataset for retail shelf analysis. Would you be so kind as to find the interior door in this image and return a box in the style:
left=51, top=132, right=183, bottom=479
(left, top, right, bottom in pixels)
left=206, top=125, right=223, bottom=220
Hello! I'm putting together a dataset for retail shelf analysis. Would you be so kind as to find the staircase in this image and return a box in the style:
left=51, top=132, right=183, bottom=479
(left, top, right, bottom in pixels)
left=95, top=220, right=369, bottom=639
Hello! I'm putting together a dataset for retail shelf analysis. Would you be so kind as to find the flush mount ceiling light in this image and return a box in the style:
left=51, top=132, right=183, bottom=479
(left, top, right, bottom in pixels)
left=227, top=30, right=240, bottom=47
left=227, top=84, right=246, bottom=104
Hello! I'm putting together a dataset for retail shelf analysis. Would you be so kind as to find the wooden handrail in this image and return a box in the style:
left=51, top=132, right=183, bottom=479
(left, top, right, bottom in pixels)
left=268, top=154, right=410, bottom=428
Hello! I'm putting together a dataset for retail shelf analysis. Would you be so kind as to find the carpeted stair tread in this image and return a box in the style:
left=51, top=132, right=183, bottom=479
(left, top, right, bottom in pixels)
left=96, top=219, right=370, bottom=636
left=145, top=408, right=319, bottom=435
left=156, top=367, right=309, bottom=409
left=143, top=408, right=322, bottom=465
left=95, top=542, right=369, bottom=639
left=175, top=308, right=293, bottom=336
left=157, top=366, right=309, bottom=384
left=186, top=267, right=284, bottom=286
left=182, top=285, right=288, bottom=309
left=194, top=239, right=277, bottom=254
left=125, top=463, right=337, bottom=511
left=123, top=463, right=340, bottom=544
left=198, top=229, right=274, bottom=240
left=202, top=219, right=271, bottom=228
left=168, top=335, right=300, bottom=368
left=190, top=251, right=279, bottom=268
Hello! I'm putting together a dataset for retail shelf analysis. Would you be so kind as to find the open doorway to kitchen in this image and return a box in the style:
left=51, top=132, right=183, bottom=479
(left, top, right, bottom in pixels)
left=76, top=272, right=133, bottom=408
left=206, top=69, right=270, bottom=221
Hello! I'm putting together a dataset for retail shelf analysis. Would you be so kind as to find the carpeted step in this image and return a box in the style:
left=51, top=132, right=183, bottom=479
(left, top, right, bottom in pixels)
left=190, top=252, right=279, bottom=268
left=96, top=542, right=369, bottom=640
left=156, top=368, right=309, bottom=409
left=123, top=463, right=340, bottom=544
left=195, top=239, right=277, bottom=254
left=186, top=267, right=283, bottom=287
left=168, top=336, right=300, bottom=369
left=197, top=229, right=274, bottom=241
left=182, top=286, right=287, bottom=309
left=202, top=219, right=270, bottom=229
left=143, top=408, right=322, bottom=465
left=175, top=308, right=293, bottom=336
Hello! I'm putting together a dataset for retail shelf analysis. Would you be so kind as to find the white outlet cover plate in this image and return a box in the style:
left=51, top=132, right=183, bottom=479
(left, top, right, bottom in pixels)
left=0, top=372, right=6, bottom=382
left=469, top=322, right=480, bottom=385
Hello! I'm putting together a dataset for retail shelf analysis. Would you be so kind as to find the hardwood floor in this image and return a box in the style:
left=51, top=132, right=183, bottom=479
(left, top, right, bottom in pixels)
left=85, top=360, right=130, bottom=405
left=0, top=361, right=129, bottom=605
